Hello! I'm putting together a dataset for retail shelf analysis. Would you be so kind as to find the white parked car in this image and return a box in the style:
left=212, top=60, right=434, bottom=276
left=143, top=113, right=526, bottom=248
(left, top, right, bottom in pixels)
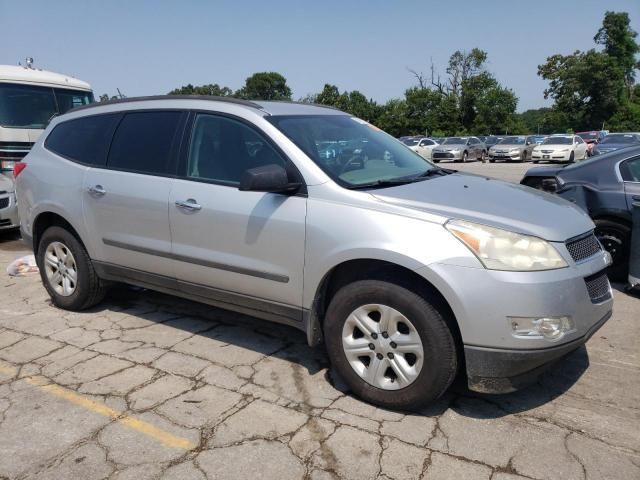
left=531, top=135, right=588, bottom=163
left=409, top=137, right=439, bottom=160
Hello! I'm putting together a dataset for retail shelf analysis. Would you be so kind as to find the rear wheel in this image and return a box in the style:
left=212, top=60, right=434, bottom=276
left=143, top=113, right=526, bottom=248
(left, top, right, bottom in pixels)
left=324, top=280, right=457, bottom=410
left=594, top=219, right=631, bottom=282
left=36, top=226, right=107, bottom=310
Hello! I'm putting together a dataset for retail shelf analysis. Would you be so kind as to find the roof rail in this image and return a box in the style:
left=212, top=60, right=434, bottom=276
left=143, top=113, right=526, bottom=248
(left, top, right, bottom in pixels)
left=71, top=95, right=264, bottom=113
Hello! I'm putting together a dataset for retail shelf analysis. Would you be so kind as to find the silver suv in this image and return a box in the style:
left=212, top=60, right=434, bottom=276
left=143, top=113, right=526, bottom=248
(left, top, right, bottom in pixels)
left=16, top=97, right=613, bottom=409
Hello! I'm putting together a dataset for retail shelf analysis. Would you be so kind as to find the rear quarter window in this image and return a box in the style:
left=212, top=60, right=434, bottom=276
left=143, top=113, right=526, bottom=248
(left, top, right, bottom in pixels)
left=44, top=113, right=121, bottom=166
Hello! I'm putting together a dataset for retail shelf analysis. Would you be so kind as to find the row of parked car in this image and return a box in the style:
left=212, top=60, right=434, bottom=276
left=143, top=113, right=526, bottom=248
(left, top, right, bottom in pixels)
left=400, top=132, right=640, bottom=164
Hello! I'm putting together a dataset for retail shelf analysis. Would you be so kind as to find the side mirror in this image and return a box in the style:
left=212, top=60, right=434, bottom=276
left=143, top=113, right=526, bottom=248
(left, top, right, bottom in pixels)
left=239, top=164, right=301, bottom=194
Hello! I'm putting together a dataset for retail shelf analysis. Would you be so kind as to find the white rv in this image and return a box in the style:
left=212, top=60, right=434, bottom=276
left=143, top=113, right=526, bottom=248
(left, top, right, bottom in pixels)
left=0, top=60, right=93, bottom=230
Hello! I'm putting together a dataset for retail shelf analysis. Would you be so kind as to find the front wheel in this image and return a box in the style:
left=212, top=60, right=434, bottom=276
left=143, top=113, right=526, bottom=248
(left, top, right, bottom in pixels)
left=36, top=226, right=107, bottom=310
left=324, top=280, right=457, bottom=410
left=461, top=151, right=468, bottom=163
left=594, top=219, right=631, bottom=282
left=569, top=151, right=575, bottom=163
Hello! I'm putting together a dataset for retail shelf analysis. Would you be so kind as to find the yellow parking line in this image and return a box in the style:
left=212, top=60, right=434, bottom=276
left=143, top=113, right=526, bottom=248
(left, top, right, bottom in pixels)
left=0, top=362, right=196, bottom=450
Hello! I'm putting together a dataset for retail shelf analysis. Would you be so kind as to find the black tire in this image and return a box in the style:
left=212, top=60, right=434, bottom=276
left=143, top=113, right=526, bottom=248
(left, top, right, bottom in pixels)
left=36, top=226, right=107, bottom=310
left=324, top=279, right=457, bottom=410
left=594, top=219, right=631, bottom=282
left=569, top=151, right=575, bottom=163
left=521, top=151, right=527, bottom=163
left=533, top=160, right=539, bottom=164
left=489, top=159, right=495, bottom=163
left=433, top=159, right=440, bottom=163
left=461, top=151, right=468, bottom=163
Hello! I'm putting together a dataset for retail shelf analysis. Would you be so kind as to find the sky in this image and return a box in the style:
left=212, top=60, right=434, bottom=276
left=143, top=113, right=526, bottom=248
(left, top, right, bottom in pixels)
left=2, top=0, right=639, bottom=112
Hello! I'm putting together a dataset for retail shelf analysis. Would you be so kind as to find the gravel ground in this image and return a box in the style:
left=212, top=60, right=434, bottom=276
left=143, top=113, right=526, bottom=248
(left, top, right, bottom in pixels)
left=0, top=162, right=638, bottom=480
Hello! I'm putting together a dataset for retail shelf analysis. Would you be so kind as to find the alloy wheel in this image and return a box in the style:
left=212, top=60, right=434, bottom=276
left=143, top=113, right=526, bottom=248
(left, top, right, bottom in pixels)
left=341, top=304, right=424, bottom=390
left=44, top=241, right=78, bottom=297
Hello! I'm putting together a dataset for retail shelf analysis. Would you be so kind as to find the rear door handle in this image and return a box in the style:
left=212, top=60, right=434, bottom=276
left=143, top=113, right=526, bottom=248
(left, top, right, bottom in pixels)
left=88, top=185, right=106, bottom=197
left=175, top=198, right=202, bottom=212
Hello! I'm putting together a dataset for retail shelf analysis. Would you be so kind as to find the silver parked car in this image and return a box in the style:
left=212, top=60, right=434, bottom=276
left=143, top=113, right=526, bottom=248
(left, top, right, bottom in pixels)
left=0, top=173, right=18, bottom=231
left=431, top=136, right=486, bottom=162
left=16, top=97, right=613, bottom=409
left=489, top=135, right=538, bottom=163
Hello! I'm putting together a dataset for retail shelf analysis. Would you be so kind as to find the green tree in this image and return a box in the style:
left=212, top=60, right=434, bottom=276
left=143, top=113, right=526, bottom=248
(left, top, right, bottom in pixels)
left=168, top=83, right=233, bottom=96
left=539, top=10, right=639, bottom=130
left=235, top=72, right=292, bottom=100
left=539, top=50, right=625, bottom=130
left=595, top=11, right=640, bottom=97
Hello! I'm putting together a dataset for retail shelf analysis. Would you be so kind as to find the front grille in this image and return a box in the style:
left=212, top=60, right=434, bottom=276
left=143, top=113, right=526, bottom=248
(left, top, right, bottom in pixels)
left=0, top=197, right=9, bottom=209
left=0, top=141, right=33, bottom=162
left=584, top=271, right=611, bottom=303
left=541, top=150, right=553, bottom=154
left=566, top=232, right=602, bottom=263
left=433, top=152, right=454, bottom=159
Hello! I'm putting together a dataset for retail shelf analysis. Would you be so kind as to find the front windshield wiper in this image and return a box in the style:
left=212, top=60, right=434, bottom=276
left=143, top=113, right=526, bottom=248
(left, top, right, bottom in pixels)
left=346, top=167, right=454, bottom=190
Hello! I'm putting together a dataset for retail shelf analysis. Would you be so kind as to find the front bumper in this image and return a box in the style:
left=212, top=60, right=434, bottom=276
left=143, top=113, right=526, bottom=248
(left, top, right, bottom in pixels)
left=0, top=192, right=19, bottom=230
left=532, top=151, right=571, bottom=161
left=418, top=247, right=613, bottom=393
left=489, top=153, right=521, bottom=161
left=464, top=310, right=611, bottom=393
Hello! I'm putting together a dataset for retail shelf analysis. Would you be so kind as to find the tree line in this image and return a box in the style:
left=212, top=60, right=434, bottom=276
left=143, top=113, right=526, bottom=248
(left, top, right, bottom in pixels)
left=162, top=10, right=638, bottom=137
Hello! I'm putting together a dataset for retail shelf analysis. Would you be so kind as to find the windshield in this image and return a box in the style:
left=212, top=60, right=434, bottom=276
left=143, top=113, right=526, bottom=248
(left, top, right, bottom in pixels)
left=543, top=136, right=572, bottom=145
left=0, top=83, right=93, bottom=128
left=401, top=138, right=421, bottom=146
left=484, top=137, right=500, bottom=144
left=577, top=132, right=597, bottom=140
left=600, top=134, right=639, bottom=145
left=267, top=115, right=437, bottom=187
left=443, top=137, right=467, bottom=145
left=498, top=136, right=525, bottom=145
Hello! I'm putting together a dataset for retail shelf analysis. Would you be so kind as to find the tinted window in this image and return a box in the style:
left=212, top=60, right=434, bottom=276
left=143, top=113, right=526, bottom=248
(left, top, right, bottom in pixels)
left=107, top=111, right=182, bottom=175
left=187, top=113, right=288, bottom=185
left=45, top=113, right=120, bottom=166
left=0, top=83, right=57, bottom=128
left=620, top=157, right=640, bottom=182
left=54, top=88, right=94, bottom=115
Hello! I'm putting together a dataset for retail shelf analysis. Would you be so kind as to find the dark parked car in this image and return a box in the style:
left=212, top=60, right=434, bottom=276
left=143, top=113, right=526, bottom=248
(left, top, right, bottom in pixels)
left=592, top=133, right=640, bottom=156
left=521, top=147, right=640, bottom=280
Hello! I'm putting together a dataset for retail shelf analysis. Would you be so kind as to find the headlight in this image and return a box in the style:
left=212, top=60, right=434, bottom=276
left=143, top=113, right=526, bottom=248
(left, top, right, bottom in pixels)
left=559, top=149, right=569, bottom=152
left=445, top=220, right=567, bottom=271
left=510, top=148, right=520, bottom=153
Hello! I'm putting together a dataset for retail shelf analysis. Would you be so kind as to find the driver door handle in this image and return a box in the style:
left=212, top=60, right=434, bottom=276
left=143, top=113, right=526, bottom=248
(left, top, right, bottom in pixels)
left=175, top=199, right=202, bottom=212
left=88, top=185, right=106, bottom=197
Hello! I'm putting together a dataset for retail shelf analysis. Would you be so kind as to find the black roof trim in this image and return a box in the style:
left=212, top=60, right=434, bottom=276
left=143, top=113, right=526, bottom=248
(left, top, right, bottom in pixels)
left=71, top=95, right=265, bottom=113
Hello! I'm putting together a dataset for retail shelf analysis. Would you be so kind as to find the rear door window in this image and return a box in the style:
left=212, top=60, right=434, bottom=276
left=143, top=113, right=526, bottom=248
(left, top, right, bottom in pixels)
left=107, top=111, right=184, bottom=175
left=45, top=113, right=121, bottom=166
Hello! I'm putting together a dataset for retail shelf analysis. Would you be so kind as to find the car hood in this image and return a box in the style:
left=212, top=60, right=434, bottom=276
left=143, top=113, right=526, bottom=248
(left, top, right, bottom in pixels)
left=596, top=143, right=635, bottom=151
left=371, top=173, right=593, bottom=241
left=536, top=144, right=572, bottom=150
left=434, top=144, right=466, bottom=150
left=492, top=144, right=524, bottom=150
left=522, top=166, right=566, bottom=178
left=0, top=174, right=14, bottom=193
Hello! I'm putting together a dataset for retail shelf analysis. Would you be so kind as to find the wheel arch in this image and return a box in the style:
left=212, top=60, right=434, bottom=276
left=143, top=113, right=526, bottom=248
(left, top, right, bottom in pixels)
left=32, top=211, right=88, bottom=257
left=305, top=259, right=463, bottom=357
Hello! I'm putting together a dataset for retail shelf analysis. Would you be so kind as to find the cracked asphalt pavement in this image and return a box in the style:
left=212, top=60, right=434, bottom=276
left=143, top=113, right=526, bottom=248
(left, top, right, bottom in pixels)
left=0, top=162, right=639, bottom=480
